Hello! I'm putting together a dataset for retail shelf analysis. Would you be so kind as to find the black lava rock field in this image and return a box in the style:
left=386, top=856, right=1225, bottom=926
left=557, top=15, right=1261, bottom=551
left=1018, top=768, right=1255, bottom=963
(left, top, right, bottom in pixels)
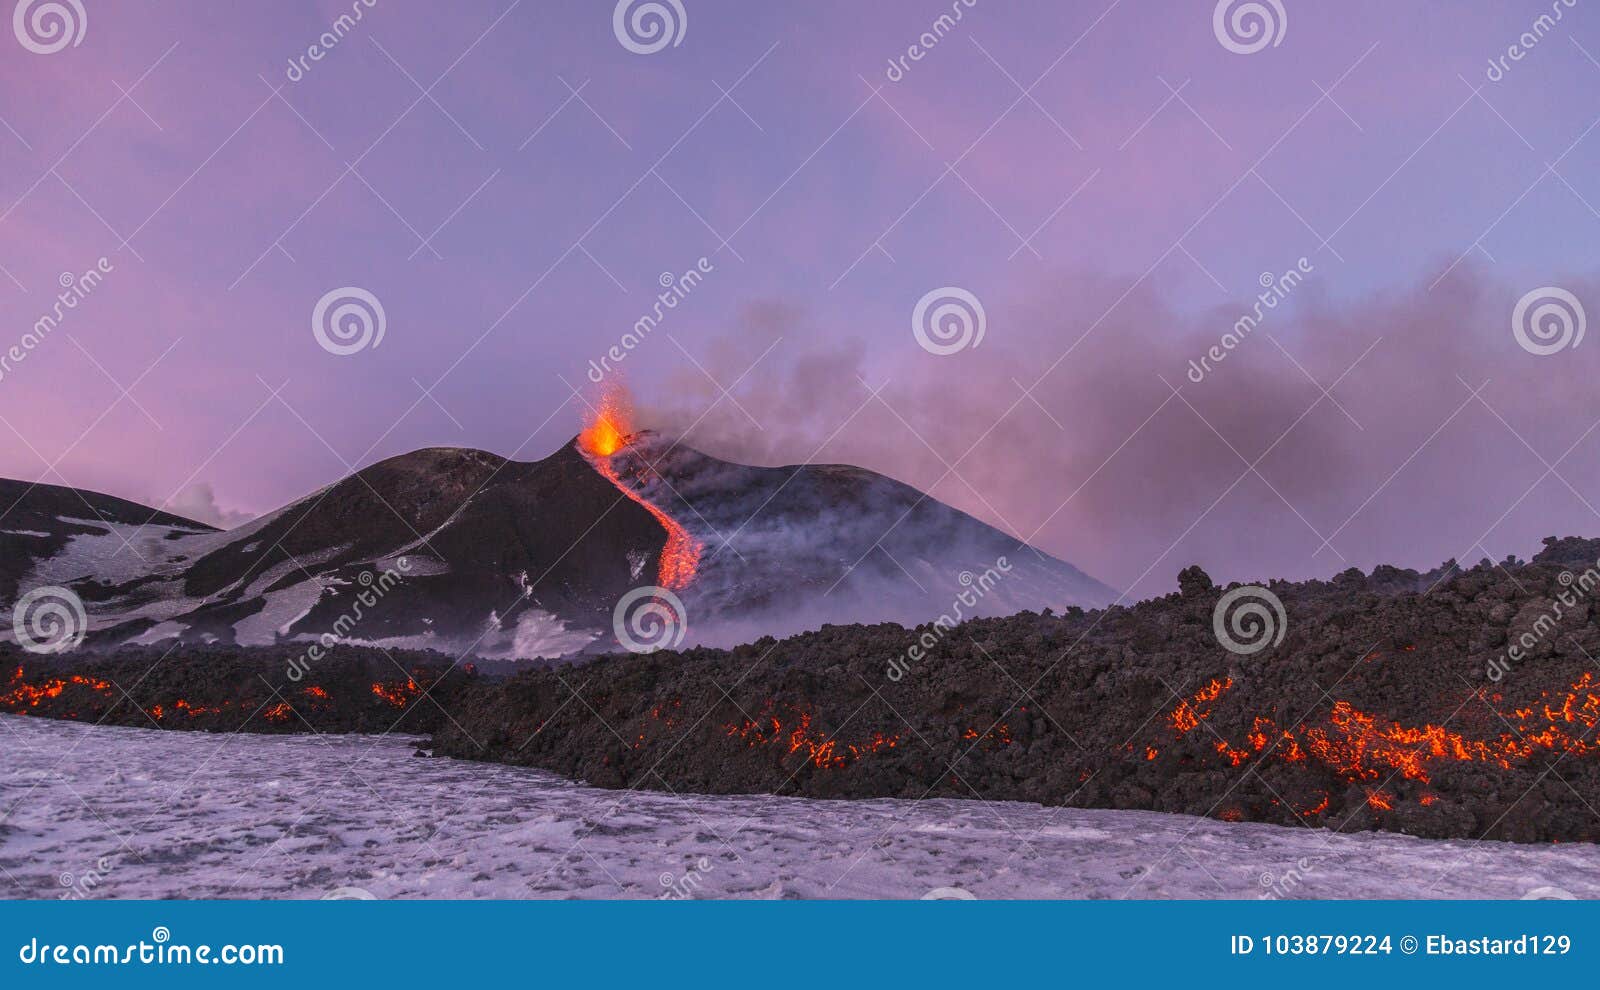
left=429, top=537, right=1600, bottom=844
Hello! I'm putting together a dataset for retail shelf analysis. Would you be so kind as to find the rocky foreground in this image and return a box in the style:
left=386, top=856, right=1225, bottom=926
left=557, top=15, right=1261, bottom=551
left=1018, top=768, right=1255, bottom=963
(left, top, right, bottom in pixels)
left=7, top=537, right=1600, bottom=844
left=429, top=537, right=1600, bottom=844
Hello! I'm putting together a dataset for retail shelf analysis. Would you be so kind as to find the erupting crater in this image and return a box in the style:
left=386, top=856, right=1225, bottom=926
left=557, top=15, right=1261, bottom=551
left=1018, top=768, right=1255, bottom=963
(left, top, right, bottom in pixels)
left=578, top=386, right=703, bottom=591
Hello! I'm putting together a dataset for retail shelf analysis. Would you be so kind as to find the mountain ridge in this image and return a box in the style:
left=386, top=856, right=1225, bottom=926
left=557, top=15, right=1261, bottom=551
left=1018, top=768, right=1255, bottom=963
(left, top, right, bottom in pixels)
left=0, top=434, right=1116, bottom=659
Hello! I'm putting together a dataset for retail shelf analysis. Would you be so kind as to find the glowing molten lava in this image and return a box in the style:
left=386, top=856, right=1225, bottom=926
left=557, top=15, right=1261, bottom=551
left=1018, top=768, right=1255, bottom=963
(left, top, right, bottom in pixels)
left=1161, top=670, right=1600, bottom=811
left=581, top=406, right=626, bottom=457
left=371, top=678, right=420, bottom=708
left=578, top=386, right=702, bottom=591
left=0, top=665, right=114, bottom=710
left=722, top=701, right=902, bottom=769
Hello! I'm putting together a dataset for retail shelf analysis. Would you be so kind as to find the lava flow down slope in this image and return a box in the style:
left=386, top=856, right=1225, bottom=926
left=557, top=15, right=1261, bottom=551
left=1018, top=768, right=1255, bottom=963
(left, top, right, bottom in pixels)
left=0, top=398, right=1112, bottom=660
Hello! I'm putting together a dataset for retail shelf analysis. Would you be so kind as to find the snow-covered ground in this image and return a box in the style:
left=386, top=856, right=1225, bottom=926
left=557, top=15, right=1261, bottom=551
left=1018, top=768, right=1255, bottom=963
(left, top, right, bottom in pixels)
left=1, top=714, right=1595, bottom=900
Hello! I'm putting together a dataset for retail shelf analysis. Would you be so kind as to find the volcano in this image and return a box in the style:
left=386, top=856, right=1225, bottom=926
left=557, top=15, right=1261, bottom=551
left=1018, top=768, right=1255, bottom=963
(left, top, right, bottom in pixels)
left=0, top=426, right=1113, bottom=660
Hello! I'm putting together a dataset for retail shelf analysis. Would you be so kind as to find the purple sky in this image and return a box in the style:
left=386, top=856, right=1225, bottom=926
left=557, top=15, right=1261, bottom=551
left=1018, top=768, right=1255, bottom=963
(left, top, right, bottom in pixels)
left=2, top=0, right=1598, bottom=600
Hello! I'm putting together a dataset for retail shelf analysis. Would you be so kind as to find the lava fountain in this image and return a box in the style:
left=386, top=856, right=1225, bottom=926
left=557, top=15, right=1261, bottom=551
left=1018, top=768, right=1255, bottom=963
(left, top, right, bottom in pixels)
left=578, top=385, right=703, bottom=591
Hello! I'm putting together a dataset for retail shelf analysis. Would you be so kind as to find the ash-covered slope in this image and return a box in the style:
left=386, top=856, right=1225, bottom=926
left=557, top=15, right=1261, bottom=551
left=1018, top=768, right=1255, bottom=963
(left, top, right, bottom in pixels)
left=613, top=431, right=1113, bottom=644
left=149, top=444, right=666, bottom=655
left=0, top=434, right=1112, bottom=658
